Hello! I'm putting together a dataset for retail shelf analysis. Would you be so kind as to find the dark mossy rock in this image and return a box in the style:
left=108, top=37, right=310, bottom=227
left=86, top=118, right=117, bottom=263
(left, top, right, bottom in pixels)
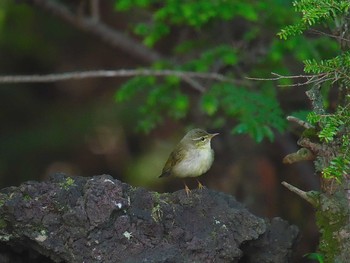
left=0, top=173, right=299, bottom=262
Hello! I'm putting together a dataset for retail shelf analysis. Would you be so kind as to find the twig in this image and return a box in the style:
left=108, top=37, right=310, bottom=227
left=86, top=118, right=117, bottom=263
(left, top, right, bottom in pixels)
left=308, top=29, right=350, bottom=43
left=31, top=0, right=162, bottom=63
left=0, top=69, right=234, bottom=83
left=246, top=72, right=316, bottom=81
left=298, top=138, right=326, bottom=156
left=286, top=116, right=314, bottom=129
left=281, top=181, right=318, bottom=206
left=180, top=75, right=206, bottom=93
left=246, top=72, right=330, bottom=87
left=90, top=0, right=100, bottom=22
left=0, top=69, right=240, bottom=92
left=283, top=148, right=315, bottom=164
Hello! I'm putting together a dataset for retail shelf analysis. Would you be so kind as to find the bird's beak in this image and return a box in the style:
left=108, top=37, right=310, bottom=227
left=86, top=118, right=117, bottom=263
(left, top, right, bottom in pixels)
left=209, top=133, right=219, bottom=139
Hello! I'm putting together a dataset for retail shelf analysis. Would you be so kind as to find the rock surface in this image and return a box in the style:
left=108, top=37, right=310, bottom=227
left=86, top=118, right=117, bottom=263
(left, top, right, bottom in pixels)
left=0, top=173, right=299, bottom=262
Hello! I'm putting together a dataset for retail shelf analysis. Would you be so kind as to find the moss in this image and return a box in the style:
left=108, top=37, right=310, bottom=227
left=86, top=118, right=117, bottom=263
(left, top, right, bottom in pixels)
left=152, top=192, right=162, bottom=201
left=0, top=193, right=8, bottom=207
left=151, top=192, right=167, bottom=222
left=0, top=218, right=7, bottom=229
left=59, top=177, right=76, bottom=190
left=23, top=194, right=32, bottom=201
left=151, top=204, right=163, bottom=222
left=316, top=192, right=348, bottom=262
left=302, top=128, right=318, bottom=141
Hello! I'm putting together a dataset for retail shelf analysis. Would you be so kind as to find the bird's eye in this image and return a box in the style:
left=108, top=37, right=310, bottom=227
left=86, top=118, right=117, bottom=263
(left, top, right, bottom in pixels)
left=200, top=137, right=206, bottom=142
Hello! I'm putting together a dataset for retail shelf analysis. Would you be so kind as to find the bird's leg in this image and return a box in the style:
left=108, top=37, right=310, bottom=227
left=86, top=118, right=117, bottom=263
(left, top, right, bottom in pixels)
left=184, top=183, right=191, bottom=196
left=197, top=179, right=205, bottom=190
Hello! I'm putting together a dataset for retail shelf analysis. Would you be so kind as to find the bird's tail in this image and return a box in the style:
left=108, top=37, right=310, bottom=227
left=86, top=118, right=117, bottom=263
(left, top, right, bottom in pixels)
left=159, top=171, right=170, bottom=178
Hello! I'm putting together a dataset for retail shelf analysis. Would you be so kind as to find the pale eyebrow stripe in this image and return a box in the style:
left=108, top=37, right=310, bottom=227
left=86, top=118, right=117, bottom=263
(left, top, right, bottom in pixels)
left=192, top=136, right=207, bottom=141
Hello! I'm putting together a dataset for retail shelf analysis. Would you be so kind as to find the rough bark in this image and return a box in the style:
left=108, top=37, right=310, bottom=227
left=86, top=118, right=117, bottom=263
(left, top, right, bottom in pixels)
left=283, top=84, right=350, bottom=262
left=0, top=173, right=298, bottom=263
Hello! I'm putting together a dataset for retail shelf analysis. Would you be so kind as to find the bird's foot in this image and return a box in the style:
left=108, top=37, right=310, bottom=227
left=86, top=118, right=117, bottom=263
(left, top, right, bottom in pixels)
left=197, top=179, right=205, bottom=190
left=184, top=183, right=191, bottom=196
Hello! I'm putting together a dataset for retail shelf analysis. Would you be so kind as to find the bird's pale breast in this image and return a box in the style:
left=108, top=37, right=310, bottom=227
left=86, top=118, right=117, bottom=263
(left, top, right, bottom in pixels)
left=172, top=147, right=214, bottom=178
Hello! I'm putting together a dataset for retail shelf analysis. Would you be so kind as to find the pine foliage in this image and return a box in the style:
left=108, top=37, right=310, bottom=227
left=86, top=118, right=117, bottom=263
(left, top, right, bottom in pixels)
left=278, top=0, right=350, bottom=40
left=277, top=0, right=350, bottom=184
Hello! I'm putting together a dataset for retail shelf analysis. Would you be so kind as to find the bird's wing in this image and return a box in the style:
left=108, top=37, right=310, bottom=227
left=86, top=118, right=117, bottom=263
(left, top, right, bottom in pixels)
left=159, top=145, right=186, bottom=178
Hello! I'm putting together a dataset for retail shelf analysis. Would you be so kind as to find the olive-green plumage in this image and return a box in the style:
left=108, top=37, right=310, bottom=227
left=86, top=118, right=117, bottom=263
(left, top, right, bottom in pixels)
left=159, top=128, right=218, bottom=179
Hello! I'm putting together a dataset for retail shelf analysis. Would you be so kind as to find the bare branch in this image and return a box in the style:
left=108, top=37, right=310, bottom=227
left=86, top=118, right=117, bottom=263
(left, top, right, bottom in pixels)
left=31, top=0, right=162, bottom=63
left=246, top=72, right=331, bottom=87
left=298, top=138, right=326, bottom=156
left=283, top=148, right=315, bottom=164
left=308, top=29, right=350, bottom=43
left=281, top=181, right=318, bottom=206
left=246, top=72, right=313, bottom=81
left=0, top=69, right=241, bottom=92
left=286, top=116, right=314, bottom=129
left=90, top=0, right=100, bottom=22
left=180, top=76, right=206, bottom=93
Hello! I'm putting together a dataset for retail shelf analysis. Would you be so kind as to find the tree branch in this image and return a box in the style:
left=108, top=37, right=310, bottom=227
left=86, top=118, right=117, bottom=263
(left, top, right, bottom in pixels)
left=246, top=72, right=330, bottom=87
left=286, top=115, right=314, bottom=129
left=297, top=138, right=325, bottom=156
left=283, top=148, right=315, bottom=164
left=90, top=0, right=100, bottom=22
left=308, top=29, right=350, bottom=44
left=0, top=69, right=240, bottom=92
left=31, top=0, right=162, bottom=63
left=281, top=181, right=318, bottom=206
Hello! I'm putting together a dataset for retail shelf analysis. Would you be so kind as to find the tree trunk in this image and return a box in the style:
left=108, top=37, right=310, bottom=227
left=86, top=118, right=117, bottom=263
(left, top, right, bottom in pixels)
left=283, top=85, right=350, bottom=262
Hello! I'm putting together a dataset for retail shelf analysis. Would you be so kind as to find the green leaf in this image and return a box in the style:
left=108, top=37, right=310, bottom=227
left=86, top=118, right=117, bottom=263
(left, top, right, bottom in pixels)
left=173, top=93, right=189, bottom=114
left=304, top=252, right=324, bottom=263
left=115, top=76, right=155, bottom=102
left=223, top=51, right=238, bottom=65
left=262, top=125, right=275, bottom=142
left=133, top=23, right=150, bottom=36
left=114, top=0, right=133, bottom=11
left=141, top=23, right=170, bottom=47
left=236, top=2, right=258, bottom=21
left=232, top=123, right=248, bottom=134
left=206, top=83, right=286, bottom=142
left=201, top=95, right=218, bottom=116
left=306, top=111, right=321, bottom=124
left=165, top=75, right=180, bottom=85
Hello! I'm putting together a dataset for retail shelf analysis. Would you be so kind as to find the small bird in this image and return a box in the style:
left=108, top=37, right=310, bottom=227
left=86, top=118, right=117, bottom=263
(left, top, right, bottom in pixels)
left=159, top=128, right=219, bottom=195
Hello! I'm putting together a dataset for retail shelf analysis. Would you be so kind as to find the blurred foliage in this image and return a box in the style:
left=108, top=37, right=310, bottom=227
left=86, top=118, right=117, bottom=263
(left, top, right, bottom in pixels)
left=201, top=83, right=285, bottom=142
left=304, top=252, right=324, bottom=263
left=113, top=0, right=339, bottom=142
left=0, top=1, right=104, bottom=186
left=116, top=0, right=259, bottom=47
left=0, top=1, right=62, bottom=65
